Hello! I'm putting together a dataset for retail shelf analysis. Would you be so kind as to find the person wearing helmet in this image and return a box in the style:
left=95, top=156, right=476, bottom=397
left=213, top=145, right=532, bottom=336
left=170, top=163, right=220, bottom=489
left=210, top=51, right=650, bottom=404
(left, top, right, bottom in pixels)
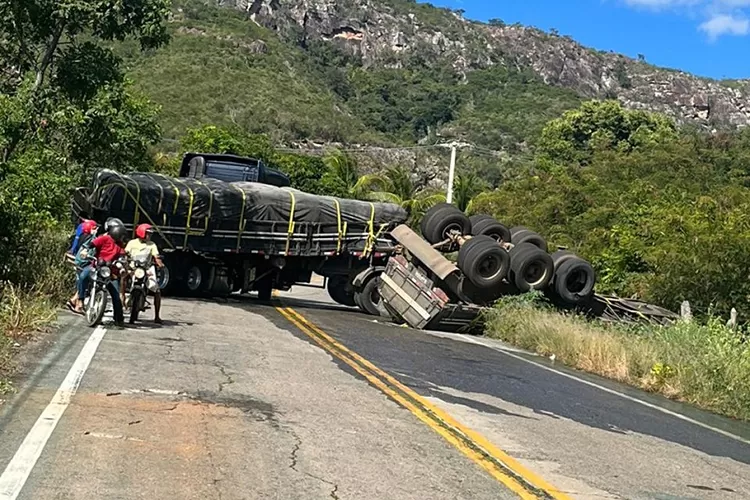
left=74, top=222, right=128, bottom=327
left=104, top=217, right=124, bottom=232
left=66, top=219, right=99, bottom=312
left=122, top=223, right=164, bottom=324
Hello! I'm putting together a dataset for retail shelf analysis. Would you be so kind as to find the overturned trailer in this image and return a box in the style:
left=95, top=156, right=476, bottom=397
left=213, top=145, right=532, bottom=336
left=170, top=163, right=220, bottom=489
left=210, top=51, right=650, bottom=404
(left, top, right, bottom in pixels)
left=72, top=167, right=407, bottom=305
left=376, top=208, right=679, bottom=331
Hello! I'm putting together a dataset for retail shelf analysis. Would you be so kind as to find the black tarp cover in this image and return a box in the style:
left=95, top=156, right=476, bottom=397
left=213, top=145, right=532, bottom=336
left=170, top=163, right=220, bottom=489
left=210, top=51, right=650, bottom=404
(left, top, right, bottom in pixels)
left=89, top=169, right=408, bottom=229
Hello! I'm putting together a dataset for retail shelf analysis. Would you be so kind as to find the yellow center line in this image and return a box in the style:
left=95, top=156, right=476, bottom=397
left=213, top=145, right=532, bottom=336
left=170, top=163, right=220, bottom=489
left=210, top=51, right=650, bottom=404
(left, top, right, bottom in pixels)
left=275, top=304, right=573, bottom=500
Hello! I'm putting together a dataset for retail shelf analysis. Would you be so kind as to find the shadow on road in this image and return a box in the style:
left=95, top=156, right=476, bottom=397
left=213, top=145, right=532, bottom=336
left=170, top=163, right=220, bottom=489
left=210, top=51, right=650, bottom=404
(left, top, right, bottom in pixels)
left=165, top=291, right=750, bottom=467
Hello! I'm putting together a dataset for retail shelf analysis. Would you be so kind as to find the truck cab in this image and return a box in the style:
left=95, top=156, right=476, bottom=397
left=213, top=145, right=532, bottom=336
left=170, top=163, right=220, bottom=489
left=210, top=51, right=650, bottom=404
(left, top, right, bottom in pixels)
left=179, top=152, right=291, bottom=187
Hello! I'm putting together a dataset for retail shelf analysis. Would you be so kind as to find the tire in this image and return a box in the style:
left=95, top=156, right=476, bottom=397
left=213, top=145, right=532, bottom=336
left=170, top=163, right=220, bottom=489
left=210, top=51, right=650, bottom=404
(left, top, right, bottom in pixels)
left=551, top=250, right=577, bottom=270
left=420, top=202, right=452, bottom=236
left=471, top=217, right=511, bottom=243
left=85, top=285, right=107, bottom=327
left=356, top=275, right=381, bottom=316
left=469, top=214, right=492, bottom=227
left=423, top=206, right=472, bottom=245
left=509, top=243, right=554, bottom=292
left=553, top=257, right=596, bottom=305
left=510, top=226, right=547, bottom=251
left=157, top=255, right=175, bottom=295
left=327, top=276, right=356, bottom=307
left=129, top=288, right=142, bottom=324
left=185, top=259, right=208, bottom=295
left=458, top=235, right=510, bottom=290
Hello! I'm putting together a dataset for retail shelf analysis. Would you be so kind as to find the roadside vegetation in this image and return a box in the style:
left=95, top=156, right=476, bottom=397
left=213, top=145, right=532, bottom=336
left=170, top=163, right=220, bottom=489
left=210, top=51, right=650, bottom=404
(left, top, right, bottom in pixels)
left=3, top=0, right=750, bottom=422
left=485, top=293, right=750, bottom=422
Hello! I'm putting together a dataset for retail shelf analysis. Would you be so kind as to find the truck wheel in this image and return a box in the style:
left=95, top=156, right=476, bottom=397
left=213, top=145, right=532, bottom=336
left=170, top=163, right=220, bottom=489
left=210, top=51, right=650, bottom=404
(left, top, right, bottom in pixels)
left=458, top=235, right=510, bottom=290
left=553, top=257, right=596, bottom=305
left=420, top=202, right=452, bottom=236
left=469, top=214, right=492, bottom=227
left=471, top=217, right=511, bottom=243
left=185, top=259, right=209, bottom=295
left=327, top=276, right=356, bottom=307
left=356, top=275, right=381, bottom=316
left=509, top=243, right=554, bottom=292
left=510, top=226, right=547, bottom=251
left=423, top=206, right=472, bottom=245
left=551, top=250, right=577, bottom=270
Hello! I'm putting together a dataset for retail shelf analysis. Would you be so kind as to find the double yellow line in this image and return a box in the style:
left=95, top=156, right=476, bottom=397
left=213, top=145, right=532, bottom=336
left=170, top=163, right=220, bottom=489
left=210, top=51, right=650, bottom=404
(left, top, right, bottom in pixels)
left=275, top=305, right=572, bottom=500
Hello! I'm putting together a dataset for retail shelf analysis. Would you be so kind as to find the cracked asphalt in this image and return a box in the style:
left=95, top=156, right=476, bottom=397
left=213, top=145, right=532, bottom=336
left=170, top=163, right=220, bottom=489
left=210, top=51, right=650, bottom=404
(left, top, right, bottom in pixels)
left=1, top=281, right=749, bottom=499
left=0, top=291, right=514, bottom=500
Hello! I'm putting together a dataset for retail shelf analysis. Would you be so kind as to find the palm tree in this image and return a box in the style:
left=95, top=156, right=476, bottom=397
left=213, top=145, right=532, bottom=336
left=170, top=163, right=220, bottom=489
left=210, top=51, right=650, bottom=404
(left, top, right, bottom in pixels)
left=453, top=171, right=489, bottom=213
left=323, top=149, right=386, bottom=200
left=367, top=165, right=446, bottom=224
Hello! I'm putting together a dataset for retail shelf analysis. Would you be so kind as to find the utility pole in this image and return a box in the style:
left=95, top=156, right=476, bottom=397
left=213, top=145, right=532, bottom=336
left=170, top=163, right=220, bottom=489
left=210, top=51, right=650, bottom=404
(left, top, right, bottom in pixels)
left=446, top=143, right=457, bottom=204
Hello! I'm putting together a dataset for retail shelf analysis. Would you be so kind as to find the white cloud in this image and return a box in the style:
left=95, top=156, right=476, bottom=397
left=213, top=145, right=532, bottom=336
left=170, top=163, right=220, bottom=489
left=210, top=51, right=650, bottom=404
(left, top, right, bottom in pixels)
left=699, top=13, right=750, bottom=38
left=622, top=0, right=700, bottom=9
left=620, top=0, right=750, bottom=39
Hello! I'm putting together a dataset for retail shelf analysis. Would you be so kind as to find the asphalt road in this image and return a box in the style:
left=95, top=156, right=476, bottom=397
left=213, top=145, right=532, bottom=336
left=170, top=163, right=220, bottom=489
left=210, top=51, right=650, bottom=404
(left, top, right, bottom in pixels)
left=1, top=281, right=749, bottom=500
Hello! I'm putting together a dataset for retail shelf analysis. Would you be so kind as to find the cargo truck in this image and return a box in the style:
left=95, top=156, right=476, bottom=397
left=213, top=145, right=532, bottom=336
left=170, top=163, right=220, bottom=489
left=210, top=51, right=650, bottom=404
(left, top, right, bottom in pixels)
left=71, top=152, right=406, bottom=312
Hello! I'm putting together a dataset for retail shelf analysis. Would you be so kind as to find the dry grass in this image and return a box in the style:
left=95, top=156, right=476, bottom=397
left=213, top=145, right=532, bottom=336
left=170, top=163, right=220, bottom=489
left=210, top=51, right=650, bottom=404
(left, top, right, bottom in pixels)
left=484, top=294, right=750, bottom=421
left=0, top=231, right=71, bottom=395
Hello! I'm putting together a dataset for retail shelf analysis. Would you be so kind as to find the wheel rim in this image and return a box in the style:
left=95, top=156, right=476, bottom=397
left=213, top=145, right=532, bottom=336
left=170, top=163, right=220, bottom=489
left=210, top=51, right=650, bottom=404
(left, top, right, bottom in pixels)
left=186, top=266, right=202, bottom=291
left=478, top=254, right=502, bottom=281
left=442, top=222, right=464, bottom=239
left=565, top=269, right=587, bottom=293
left=524, top=260, right=549, bottom=287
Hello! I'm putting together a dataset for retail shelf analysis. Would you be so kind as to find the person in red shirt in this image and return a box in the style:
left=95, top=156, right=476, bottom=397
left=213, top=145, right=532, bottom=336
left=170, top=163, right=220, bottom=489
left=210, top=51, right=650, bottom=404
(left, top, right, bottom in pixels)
left=75, top=223, right=128, bottom=327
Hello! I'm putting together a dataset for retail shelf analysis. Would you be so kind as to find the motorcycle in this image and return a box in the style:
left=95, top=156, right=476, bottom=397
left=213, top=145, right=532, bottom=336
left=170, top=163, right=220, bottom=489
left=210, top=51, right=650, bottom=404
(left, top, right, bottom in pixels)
left=84, top=257, right=126, bottom=327
left=126, top=257, right=150, bottom=324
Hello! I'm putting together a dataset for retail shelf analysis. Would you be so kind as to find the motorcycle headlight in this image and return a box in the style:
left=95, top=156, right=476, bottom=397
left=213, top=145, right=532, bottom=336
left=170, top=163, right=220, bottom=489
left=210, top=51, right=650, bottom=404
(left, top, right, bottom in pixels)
left=134, top=267, right=146, bottom=279
left=98, top=267, right=111, bottom=279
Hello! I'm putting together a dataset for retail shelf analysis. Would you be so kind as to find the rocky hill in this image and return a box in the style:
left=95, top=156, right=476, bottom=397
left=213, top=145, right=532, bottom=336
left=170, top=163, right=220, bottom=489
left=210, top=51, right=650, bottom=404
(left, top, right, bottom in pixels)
left=222, top=0, right=750, bottom=129
left=122, top=0, right=749, bottom=157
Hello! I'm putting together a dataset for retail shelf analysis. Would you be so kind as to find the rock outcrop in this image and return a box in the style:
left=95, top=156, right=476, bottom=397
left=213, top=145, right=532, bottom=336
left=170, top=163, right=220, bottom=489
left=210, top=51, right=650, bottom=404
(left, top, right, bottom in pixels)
left=217, top=0, right=750, bottom=129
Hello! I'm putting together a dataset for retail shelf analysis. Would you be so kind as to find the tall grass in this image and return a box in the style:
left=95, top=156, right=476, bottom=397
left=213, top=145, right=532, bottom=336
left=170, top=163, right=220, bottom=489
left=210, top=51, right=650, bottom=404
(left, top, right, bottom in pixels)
left=0, top=230, right=70, bottom=394
left=484, top=293, right=750, bottom=421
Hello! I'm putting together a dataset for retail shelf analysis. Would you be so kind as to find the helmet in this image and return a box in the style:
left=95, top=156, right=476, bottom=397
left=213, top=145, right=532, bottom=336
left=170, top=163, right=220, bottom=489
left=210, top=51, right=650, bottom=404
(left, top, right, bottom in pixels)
left=104, top=217, right=124, bottom=231
left=109, top=224, right=127, bottom=243
left=82, top=219, right=98, bottom=234
left=136, top=223, right=153, bottom=240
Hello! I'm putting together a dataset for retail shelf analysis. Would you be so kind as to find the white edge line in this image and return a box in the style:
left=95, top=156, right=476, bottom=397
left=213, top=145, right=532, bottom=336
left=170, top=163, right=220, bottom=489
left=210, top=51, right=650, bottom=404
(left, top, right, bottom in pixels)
left=0, top=326, right=107, bottom=500
left=422, top=330, right=750, bottom=447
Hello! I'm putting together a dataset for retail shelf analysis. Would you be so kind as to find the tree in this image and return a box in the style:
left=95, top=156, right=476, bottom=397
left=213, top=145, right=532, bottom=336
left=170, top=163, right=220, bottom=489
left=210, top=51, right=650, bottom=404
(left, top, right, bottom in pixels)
left=537, top=100, right=677, bottom=166
left=0, top=0, right=170, bottom=93
left=367, top=165, right=446, bottom=224
left=320, top=149, right=385, bottom=200
left=453, top=171, right=488, bottom=213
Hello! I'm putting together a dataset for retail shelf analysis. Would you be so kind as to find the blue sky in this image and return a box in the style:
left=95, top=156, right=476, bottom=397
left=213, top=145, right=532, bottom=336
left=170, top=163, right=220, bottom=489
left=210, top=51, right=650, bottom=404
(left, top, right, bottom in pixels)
left=421, top=0, right=750, bottom=80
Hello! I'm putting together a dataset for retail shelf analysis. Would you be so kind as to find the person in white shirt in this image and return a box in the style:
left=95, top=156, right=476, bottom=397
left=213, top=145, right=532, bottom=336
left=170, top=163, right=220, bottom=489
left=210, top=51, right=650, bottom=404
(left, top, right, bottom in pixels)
left=123, top=223, right=164, bottom=324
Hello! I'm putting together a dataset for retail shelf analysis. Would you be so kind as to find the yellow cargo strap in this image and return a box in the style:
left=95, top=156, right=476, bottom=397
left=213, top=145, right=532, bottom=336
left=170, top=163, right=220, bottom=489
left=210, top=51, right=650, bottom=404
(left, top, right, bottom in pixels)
left=230, top=184, right=246, bottom=252
left=170, top=177, right=195, bottom=248
left=363, top=202, right=376, bottom=257
left=285, top=190, right=296, bottom=255
left=94, top=181, right=175, bottom=250
left=332, top=198, right=343, bottom=253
